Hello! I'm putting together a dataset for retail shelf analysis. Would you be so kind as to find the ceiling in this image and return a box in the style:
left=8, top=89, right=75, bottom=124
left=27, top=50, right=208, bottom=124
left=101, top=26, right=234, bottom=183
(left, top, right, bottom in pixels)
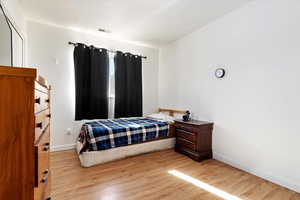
left=20, top=0, right=251, bottom=47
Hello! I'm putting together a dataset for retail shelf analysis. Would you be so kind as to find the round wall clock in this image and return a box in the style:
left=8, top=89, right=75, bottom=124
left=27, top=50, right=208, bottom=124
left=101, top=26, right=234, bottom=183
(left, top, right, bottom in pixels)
left=215, top=68, right=225, bottom=78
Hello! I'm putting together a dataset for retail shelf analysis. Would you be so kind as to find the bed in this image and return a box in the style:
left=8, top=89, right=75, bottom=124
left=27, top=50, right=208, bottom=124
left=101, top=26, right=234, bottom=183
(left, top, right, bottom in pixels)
left=76, top=108, right=186, bottom=167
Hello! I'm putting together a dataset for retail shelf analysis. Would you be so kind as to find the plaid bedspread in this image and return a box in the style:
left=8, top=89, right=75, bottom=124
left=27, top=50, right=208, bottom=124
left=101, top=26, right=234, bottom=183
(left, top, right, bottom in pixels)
left=78, top=117, right=169, bottom=153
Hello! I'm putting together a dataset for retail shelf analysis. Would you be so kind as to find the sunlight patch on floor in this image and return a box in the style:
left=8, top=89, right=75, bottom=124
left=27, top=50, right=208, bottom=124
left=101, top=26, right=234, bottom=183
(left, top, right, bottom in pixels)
left=168, top=170, right=242, bottom=200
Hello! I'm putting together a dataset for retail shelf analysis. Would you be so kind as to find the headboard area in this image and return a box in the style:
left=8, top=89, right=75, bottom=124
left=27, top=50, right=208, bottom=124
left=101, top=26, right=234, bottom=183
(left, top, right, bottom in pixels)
left=158, top=108, right=186, bottom=117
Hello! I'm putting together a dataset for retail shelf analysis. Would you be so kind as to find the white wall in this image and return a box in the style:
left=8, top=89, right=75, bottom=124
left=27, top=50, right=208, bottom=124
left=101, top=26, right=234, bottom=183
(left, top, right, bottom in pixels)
left=159, top=0, right=300, bottom=193
left=27, top=21, right=159, bottom=151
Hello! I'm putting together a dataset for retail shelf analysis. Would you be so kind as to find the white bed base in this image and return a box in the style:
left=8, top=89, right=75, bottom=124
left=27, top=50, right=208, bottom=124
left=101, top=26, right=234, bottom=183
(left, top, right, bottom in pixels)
left=76, top=138, right=176, bottom=167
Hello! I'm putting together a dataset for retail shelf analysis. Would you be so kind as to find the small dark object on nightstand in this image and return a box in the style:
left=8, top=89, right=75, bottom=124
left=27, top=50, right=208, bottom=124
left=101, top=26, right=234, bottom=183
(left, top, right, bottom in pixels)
left=182, top=110, right=191, bottom=121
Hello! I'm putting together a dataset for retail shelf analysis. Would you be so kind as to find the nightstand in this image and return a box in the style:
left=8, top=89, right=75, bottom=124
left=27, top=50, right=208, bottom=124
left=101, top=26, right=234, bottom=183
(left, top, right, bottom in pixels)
left=174, top=119, right=214, bottom=162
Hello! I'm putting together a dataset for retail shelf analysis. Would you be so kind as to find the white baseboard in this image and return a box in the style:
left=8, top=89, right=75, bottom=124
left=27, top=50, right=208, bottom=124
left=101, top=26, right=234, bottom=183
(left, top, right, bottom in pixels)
left=51, top=143, right=76, bottom=152
left=213, top=151, right=300, bottom=193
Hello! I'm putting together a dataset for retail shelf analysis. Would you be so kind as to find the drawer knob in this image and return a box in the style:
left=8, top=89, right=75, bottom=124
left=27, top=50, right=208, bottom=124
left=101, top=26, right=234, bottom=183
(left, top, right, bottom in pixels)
left=47, top=114, right=51, bottom=118
left=35, top=97, right=41, bottom=104
left=44, top=142, right=50, bottom=146
left=41, top=177, right=47, bottom=183
left=43, top=146, right=49, bottom=151
left=46, top=99, right=50, bottom=103
left=36, top=122, right=43, bottom=129
left=43, top=169, right=49, bottom=174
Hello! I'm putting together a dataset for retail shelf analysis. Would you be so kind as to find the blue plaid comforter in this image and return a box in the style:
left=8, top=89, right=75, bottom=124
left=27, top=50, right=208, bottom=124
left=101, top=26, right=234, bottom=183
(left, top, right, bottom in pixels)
left=78, top=117, right=169, bottom=153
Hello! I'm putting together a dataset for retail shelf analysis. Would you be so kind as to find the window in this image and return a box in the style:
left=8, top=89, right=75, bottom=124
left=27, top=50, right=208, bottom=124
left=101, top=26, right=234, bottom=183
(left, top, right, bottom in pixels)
left=108, top=52, right=115, bottom=118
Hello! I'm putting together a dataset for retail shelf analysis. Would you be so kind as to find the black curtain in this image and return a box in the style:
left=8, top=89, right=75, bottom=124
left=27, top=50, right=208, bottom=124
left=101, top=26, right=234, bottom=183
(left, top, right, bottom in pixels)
left=114, top=52, right=143, bottom=118
left=74, top=44, right=109, bottom=120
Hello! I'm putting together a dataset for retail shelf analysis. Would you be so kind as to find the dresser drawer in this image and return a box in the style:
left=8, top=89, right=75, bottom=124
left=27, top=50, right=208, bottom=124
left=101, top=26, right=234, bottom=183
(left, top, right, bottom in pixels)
left=176, top=137, right=196, bottom=151
left=175, top=122, right=199, bottom=133
left=35, top=81, right=48, bottom=94
left=35, top=89, right=49, bottom=113
left=176, top=129, right=196, bottom=142
left=34, top=171, right=51, bottom=200
left=35, top=109, right=50, bottom=142
left=35, top=150, right=50, bottom=188
left=37, top=125, right=50, bottom=146
left=35, top=126, right=50, bottom=187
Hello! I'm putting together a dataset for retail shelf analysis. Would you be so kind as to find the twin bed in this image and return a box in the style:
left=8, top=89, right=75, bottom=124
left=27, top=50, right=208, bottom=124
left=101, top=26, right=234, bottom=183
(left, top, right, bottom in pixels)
left=76, top=108, right=185, bottom=167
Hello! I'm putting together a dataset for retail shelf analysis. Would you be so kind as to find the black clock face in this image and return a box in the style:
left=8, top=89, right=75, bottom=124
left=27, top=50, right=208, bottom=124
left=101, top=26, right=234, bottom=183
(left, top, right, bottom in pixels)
left=215, top=68, right=225, bottom=78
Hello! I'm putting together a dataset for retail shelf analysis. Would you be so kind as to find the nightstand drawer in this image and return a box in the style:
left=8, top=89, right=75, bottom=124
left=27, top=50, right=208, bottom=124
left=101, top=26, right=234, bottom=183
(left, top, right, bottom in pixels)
left=176, top=137, right=196, bottom=151
left=175, top=122, right=198, bottom=133
left=176, top=129, right=196, bottom=142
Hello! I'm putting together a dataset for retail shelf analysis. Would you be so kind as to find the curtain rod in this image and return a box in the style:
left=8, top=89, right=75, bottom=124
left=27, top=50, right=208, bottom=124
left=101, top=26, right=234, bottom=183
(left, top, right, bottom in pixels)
left=68, top=42, right=147, bottom=59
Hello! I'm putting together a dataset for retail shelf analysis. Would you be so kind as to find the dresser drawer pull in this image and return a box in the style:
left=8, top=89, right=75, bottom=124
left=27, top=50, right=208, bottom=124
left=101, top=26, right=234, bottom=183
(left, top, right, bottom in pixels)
left=36, top=122, right=43, bottom=129
left=35, top=97, right=41, bottom=104
left=41, top=177, right=47, bottom=183
left=43, top=146, right=49, bottom=151
left=43, top=169, right=49, bottom=174
left=47, top=114, right=51, bottom=118
left=46, top=99, right=50, bottom=103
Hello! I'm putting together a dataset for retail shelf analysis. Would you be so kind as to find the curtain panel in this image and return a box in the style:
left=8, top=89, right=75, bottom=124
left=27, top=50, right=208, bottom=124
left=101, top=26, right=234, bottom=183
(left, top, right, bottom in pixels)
left=73, top=44, right=109, bottom=120
left=114, top=52, right=143, bottom=118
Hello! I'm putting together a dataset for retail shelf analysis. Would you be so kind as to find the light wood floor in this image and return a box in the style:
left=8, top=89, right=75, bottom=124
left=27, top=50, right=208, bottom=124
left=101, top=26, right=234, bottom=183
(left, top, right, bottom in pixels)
left=50, top=150, right=300, bottom=200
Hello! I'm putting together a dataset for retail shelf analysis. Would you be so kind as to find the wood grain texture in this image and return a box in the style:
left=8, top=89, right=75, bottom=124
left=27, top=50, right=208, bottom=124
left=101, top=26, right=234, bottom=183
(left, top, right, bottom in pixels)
left=35, top=89, right=49, bottom=114
left=0, top=67, right=52, bottom=200
left=158, top=108, right=186, bottom=116
left=34, top=78, right=51, bottom=200
left=0, top=66, right=36, bottom=77
left=0, top=74, right=35, bottom=200
left=35, top=126, right=50, bottom=187
left=175, top=120, right=213, bottom=162
left=50, top=150, right=300, bottom=200
left=35, top=109, right=50, bottom=143
left=46, top=84, right=52, bottom=200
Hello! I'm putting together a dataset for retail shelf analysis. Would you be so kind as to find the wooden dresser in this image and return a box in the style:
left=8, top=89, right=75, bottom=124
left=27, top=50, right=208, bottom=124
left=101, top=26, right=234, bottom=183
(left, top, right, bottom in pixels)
left=0, top=66, right=51, bottom=200
left=174, top=119, right=213, bottom=162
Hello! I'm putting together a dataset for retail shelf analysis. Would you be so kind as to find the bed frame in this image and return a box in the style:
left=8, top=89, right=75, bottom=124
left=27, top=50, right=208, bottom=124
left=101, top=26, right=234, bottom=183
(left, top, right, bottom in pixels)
left=158, top=108, right=186, bottom=137
left=158, top=108, right=186, bottom=116
left=76, top=108, right=186, bottom=167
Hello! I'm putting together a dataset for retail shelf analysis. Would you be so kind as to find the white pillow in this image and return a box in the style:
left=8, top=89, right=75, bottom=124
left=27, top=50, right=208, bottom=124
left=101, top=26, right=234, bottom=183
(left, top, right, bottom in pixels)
left=147, top=113, right=165, bottom=119
left=147, top=112, right=175, bottom=123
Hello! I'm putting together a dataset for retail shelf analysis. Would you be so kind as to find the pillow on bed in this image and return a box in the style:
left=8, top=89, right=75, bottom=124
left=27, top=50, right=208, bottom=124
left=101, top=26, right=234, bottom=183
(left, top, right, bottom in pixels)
left=147, top=112, right=175, bottom=123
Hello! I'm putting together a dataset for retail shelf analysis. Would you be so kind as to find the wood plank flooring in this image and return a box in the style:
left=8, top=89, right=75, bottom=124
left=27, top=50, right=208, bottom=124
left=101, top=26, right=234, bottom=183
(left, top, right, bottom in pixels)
left=50, top=150, right=300, bottom=200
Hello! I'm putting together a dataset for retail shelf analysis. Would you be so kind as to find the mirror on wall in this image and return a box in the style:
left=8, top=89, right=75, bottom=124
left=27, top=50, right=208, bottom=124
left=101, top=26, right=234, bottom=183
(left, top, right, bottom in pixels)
left=0, top=3, right=24, bottom=67
left=0, top=3, right=12, bottom=66
left=11, top=21, right=24, bottom=67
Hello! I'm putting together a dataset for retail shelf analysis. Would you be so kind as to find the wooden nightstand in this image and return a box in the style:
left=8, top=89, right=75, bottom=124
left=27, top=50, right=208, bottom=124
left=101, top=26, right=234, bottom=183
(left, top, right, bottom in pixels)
left=174, top=119, right=214, bottom=162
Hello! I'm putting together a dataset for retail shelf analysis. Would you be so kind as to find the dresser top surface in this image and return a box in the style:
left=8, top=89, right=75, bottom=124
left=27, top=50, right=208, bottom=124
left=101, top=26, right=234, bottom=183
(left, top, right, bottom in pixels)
left=175, top=119, right=213, bottom=126
left=0, top=66, right=36, bottom=77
